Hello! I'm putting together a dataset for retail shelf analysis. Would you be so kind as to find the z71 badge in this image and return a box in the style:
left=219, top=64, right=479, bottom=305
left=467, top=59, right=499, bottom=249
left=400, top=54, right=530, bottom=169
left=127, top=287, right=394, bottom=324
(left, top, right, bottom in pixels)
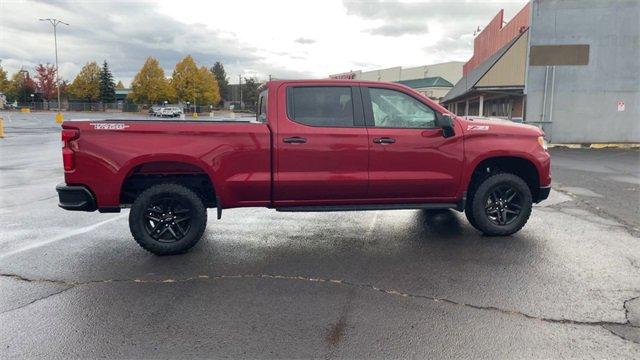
left=467, top=125, right=490, bottom=131
left=90, top=123, right=129, bottom=130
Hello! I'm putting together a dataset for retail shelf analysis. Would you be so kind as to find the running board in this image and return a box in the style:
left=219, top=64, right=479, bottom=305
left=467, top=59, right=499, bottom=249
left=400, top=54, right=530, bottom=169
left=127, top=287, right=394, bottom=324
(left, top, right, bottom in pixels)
left=276, top=203, right=458, bottom=212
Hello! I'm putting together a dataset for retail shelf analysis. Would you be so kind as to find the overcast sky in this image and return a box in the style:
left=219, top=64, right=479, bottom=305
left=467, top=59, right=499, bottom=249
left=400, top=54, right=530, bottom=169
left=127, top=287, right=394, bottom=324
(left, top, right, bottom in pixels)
left=0, top=0, right=527, bottom=85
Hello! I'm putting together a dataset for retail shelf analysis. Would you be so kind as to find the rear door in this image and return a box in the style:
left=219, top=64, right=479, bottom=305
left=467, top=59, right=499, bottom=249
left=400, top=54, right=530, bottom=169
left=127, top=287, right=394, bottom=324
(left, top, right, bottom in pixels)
left=273, top=84, right=369, bottom=205
left=363, top=85, right=464, bottom=201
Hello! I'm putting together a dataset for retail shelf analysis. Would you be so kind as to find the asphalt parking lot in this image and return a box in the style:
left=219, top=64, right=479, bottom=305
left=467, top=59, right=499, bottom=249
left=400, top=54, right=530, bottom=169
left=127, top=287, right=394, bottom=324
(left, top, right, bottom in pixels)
left=1, top=111, right=639, bottom=358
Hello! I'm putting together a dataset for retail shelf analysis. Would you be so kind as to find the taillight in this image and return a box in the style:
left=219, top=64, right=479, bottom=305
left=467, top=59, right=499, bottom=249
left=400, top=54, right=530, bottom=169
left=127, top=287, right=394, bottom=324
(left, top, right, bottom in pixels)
left=61, top=128, right=79, bottom=142
left=62, top=148, right=75, bottom=171
left=61, top=128, right=79, bottom=171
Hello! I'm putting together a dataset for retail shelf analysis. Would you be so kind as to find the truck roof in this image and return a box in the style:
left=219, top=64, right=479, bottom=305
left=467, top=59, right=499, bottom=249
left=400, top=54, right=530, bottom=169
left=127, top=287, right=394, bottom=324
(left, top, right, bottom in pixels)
left=266, top=79, right=405, bottom=87
left=265, top=79, right=450, bottom=114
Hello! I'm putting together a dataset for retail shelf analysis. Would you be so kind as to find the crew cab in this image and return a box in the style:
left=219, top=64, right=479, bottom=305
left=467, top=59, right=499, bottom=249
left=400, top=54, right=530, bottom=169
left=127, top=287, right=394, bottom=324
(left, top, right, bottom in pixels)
left=57, top=79, right=551, bottom=255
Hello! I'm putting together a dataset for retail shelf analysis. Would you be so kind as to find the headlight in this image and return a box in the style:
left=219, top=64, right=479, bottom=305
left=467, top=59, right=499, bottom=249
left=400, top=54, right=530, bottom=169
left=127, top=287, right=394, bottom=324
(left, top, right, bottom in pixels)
left=537, top=136, right=548, bottom=151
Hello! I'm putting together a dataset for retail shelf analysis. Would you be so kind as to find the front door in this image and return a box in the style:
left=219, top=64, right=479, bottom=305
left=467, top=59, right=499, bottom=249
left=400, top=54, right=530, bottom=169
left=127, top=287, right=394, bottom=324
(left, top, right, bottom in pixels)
left=363, top=86, right=464, bottom=201
left=274, top=84, right=369, bottom=205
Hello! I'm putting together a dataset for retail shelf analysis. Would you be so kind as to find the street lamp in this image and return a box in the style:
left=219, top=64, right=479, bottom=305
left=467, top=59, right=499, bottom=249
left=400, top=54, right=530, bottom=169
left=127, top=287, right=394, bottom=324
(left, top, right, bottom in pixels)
left=39, top=18, right=68, bottom=124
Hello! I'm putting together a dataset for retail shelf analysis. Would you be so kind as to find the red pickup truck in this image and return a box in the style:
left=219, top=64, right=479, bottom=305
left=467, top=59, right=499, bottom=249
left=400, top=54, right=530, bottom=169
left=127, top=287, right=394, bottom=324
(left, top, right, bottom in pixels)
left=57, top=79, right=551, bottom=255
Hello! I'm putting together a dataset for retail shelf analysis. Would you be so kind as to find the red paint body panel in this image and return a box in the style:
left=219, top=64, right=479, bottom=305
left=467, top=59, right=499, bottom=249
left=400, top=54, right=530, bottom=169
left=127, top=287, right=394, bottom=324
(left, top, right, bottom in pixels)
left=60, top=79, right=550, bottom=211
left=273, top=82, right=369, bottom=204
left=62, top=121, right=272, bottom=208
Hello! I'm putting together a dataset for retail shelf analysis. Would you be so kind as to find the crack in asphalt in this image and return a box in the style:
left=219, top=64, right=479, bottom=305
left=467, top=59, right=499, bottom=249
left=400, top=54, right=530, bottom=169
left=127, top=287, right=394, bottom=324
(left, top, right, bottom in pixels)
left=550, top=186, right=640, bottom=237
left=2, top=271, right=639, bottom=343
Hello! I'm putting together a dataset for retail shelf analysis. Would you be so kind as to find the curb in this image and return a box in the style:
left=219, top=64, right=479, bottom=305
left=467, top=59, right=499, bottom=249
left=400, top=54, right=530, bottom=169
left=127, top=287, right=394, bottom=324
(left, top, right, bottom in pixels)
left=549, top=143, right=640, bottom=150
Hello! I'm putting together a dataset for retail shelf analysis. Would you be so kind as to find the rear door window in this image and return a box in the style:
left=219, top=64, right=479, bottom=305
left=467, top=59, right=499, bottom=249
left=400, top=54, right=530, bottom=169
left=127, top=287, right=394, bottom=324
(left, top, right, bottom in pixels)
left=286, top=86, right=354, bottom=127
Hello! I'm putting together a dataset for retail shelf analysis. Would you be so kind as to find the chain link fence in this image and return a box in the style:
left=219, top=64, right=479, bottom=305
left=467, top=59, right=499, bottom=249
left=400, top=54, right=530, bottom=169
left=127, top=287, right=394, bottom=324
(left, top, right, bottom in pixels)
left=10, top=101, right=141, bottom=112
left=5, top=101, right=254, bottom=116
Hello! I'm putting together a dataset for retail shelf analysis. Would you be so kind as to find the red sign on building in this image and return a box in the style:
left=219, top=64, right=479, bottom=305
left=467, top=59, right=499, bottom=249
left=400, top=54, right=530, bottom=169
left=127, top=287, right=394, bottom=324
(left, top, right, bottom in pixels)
left=330, top=72, right=356, bottom=80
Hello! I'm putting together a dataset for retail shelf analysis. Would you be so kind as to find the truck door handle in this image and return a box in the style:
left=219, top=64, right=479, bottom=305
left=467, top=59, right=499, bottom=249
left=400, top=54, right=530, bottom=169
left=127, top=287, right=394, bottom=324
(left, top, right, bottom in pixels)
left=283, top=136, right=307, bottom=144
left=373, top=137, right=396, bottom=144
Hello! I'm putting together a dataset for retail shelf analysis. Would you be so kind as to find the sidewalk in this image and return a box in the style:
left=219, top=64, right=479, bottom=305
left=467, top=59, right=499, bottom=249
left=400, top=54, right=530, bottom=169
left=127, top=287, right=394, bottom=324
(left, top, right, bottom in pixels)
left=549, top=143, right=640, bottom=149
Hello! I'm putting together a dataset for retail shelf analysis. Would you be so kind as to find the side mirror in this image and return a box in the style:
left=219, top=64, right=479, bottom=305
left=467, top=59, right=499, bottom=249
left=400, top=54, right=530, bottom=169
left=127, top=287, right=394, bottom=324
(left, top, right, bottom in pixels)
left=436, top=113, right=455, bottom=138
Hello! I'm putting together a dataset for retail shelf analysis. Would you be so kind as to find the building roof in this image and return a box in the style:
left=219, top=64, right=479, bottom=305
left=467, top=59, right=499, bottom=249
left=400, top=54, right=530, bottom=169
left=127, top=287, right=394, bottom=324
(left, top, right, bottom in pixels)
left=116, top=88, right=131, bottom=95
left=441, top=31, right=525, bottom=103
left=396, top=76, right=453, bottom=89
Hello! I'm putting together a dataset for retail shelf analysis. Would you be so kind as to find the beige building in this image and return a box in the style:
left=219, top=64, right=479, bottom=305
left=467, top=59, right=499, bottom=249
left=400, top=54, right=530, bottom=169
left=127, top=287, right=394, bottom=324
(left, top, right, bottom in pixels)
left=329, top=61, right=464, bottom=102
left=442, top=30, right=529, bottom=120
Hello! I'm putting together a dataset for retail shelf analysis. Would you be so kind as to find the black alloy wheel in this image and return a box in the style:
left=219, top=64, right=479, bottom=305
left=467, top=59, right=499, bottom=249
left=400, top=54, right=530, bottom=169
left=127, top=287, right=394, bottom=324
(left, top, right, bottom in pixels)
left=468, top=172, right=533, bottom=236
left=129, top=183, right=207, bottom=255
left=484, top=184, right=524, bottom=226
left=144, top=197, right=192, bottom=242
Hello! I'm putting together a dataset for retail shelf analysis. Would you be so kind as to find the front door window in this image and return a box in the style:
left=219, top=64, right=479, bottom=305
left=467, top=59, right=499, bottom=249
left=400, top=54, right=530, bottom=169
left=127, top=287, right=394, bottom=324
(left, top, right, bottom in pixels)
left=369, top=88, right=436, bottom=129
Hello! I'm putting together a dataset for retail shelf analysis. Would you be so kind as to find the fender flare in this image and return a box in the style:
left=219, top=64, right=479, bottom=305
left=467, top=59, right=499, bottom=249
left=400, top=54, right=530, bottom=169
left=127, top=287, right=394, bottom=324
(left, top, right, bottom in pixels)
left=117, top=154, right=220, bottom=198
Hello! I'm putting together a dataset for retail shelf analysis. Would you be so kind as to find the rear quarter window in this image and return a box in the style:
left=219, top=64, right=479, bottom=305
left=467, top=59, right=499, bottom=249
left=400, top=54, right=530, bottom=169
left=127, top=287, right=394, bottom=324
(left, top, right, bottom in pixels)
left=257, top=90, right=268, bottom=123
left=286, top=86, right=354, bottom=127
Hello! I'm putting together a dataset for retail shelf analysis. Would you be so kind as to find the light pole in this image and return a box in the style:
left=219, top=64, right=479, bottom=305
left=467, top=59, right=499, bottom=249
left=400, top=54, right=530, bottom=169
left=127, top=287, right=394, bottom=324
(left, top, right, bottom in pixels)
left=239, top=75, right=243, bottom=110
left=39, top=18, right=68, bottom=123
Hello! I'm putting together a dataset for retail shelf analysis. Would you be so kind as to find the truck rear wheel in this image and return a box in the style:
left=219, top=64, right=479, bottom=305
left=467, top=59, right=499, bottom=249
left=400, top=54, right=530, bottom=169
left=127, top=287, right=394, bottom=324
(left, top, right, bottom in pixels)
left=129, top=183, right=207, bottom=255
left=468, top=172, right=532, bottom=236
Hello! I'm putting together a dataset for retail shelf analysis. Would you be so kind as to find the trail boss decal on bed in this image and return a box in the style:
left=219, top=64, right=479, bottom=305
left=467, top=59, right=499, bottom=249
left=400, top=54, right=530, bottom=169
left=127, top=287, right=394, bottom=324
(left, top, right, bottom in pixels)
left=467, top=125, right=490, bottom=131
left=90, top=123, right=130, bottom=130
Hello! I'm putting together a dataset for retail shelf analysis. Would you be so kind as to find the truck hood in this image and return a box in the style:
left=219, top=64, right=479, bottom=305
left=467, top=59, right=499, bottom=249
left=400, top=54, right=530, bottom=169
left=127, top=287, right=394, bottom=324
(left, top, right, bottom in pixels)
left=457, top=117, right=544, bottom=137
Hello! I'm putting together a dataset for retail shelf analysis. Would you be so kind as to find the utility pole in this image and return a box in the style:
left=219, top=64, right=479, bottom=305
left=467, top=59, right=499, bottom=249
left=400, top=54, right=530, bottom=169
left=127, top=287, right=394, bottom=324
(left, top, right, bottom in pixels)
left=239, top=75, right=243, bottom=110
left=39, top=18, right=69, bottom=124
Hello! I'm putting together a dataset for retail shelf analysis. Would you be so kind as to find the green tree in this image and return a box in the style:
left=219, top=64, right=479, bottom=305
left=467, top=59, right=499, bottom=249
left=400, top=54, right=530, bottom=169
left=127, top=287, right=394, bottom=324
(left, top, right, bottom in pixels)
left=115, top=80, right=125, bottom=89
left=210, top=61, right=229, bottom=105
left=6, top=70, right=36, bottom=103
left=69, top=62, right=101, bottom=101
left=0, top=60, right=9, bottom=94
left=129, top=57, right=174, bottom=104
left=242, top=77, right=260, bottom=111
left=99, top=61, right=116, bottom=104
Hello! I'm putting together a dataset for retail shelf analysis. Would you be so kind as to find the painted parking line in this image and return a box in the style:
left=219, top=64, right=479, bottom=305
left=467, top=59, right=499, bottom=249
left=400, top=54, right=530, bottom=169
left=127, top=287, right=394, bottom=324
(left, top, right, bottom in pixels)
left=0, top=214, right=126, bottom=259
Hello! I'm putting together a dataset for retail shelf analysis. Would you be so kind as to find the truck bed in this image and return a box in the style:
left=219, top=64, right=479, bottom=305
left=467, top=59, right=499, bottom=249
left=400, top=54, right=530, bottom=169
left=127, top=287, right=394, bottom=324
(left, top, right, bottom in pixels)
left=61, top=119, right=272, bottom=210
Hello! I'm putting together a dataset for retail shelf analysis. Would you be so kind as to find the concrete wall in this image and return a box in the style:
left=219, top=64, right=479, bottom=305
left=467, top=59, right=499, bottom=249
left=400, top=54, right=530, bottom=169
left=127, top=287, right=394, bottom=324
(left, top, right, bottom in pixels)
left=399, top=62, right=464, bottom=84
left=525, top=0, right=640, bottom=143
left=412, top=87, right=451, bottom=102
left=331, top=61, right=464, bottom=85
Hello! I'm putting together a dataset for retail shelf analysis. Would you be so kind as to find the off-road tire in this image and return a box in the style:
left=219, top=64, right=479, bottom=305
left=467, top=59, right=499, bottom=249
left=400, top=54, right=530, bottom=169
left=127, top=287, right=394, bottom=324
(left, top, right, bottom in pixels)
left=469, top=172, right=532, bottom=236
left=129, top=183, right=207, bottom=255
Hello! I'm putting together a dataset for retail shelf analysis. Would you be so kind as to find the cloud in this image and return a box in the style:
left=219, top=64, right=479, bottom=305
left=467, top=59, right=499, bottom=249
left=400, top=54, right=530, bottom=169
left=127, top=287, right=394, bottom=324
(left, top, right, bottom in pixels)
left=365, top=23, right=429, bottom=37
left=0, top=0, right=528, bottom=84
left=344, top=0, right=526, bottom=37
left=0, top=0, right=288, bottom=84
left=294, top=37, right=316, bottom=44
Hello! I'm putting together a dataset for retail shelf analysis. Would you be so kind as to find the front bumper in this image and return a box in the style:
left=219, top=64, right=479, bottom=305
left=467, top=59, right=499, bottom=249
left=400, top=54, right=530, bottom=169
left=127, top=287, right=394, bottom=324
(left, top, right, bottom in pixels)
left=536, top=185, right=551, bottom=203
left=56, top=183, right=97, bottom=211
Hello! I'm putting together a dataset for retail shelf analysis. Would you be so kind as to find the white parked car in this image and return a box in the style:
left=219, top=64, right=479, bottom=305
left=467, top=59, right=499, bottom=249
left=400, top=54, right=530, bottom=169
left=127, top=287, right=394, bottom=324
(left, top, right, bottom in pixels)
left=158, top=107, right=183, bottom=118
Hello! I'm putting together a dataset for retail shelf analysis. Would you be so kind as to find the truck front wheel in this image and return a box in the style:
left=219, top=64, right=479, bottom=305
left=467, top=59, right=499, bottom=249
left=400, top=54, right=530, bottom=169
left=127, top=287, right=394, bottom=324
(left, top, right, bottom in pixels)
left=468, top=173, right=532, bottom=236
left=129, top=183, right=207, bottom=255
